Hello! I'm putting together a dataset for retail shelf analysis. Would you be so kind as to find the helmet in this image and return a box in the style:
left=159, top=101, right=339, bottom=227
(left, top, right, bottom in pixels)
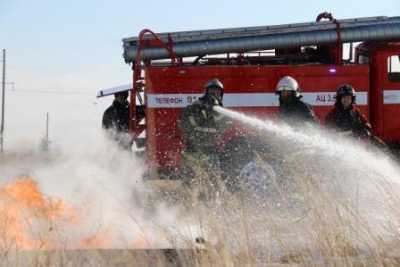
left=115, top=90, right=129, bottom=98
left=336, top=84, right=355, bottom=97
left=336, top=84, right=356, bottom=103
left=204, top=78, right=224, bottom=91
left=202, top=78, right=224, bottom=105
left=275, top=76, right=300, bottom=97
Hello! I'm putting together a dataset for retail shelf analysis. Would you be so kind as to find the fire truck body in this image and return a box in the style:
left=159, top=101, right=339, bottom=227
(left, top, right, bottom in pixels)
left=118, top=14, right=400, bottom=176
left=145, top=64, right=369, bottom=172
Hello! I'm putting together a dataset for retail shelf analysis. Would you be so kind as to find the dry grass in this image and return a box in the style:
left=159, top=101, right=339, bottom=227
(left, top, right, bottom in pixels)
left=1, top=175, right=400, bottom=267
left=2, top=147, right=400, bottom=266
left=148, top=147, right=400, bottom=267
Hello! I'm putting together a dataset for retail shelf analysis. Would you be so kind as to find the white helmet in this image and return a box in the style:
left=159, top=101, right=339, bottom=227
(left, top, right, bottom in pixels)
left=275, top=76, right=300, bottom=97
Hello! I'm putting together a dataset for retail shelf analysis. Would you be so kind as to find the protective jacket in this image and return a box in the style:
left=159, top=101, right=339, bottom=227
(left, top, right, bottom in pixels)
left=180, top=96, right=230, bottom=153
left=102, top=100, right=130, bottom=132
left=279, top=97, right=318, bottom=125
left=325, top=104, right=371, bottom=138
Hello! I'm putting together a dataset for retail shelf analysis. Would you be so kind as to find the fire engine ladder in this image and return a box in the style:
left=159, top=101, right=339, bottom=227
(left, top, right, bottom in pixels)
left=130, top=29, right=180, bottom=150
left=123, top=14, right=400, bottom=62
left=131, top=78, right=146, bottom=150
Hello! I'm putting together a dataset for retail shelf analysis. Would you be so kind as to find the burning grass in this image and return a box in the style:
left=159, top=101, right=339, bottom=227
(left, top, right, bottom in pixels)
left=2, top=166, right=400, bottom=266
left=0, top=177, right=76, bottom=250
left=0, top=177, right=124, bottom=252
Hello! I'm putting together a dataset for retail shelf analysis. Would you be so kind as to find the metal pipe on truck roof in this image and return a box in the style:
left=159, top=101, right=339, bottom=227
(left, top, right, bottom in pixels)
left=123, top=22, right=400, bottom=62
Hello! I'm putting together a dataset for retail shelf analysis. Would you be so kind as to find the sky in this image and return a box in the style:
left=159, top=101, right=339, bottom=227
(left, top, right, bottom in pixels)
left=0, top=0, right=399, bottom=149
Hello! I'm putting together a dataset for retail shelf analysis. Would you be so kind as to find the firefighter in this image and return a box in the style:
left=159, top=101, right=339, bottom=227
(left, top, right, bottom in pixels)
left=325, top=84, right=371, bottom=137
left=179, top=79, right=231, bottom=189
left=102, top=91, right=131, bottom=148
left=275, top=76, right=318, bottom=125
left=325, top=84, right=386, bottom=148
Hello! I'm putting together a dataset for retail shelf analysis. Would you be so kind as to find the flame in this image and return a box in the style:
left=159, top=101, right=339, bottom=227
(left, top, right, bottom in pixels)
left=132, top=229, right=153, bottom=249
left=0, top=177, right=153, bottom=250
left=0, top=177, right=80, bottom=249
left=2, top=178, right=76, bottom=220
left=0, top=177, right=116, bottom=250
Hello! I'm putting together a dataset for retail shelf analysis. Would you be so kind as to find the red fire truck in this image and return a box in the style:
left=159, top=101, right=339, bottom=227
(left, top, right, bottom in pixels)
left=98, top=13, right=400, bottom=179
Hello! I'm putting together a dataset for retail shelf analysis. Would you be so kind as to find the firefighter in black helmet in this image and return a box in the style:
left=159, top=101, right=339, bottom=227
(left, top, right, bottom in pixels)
left=325, top=84, right=386, bottom=148
left=180, top=78, right=227, bottom=153
left=179, top=79, right=232, bottom=185
left=325, top=84, right=371, bottom=138
left=102, top=91, right=130, bottom=132
left=102, top=91, right=131, bottom=149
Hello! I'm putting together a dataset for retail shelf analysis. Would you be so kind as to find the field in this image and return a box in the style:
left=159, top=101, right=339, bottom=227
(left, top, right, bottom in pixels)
left=2, top=120, right=400, bottom=266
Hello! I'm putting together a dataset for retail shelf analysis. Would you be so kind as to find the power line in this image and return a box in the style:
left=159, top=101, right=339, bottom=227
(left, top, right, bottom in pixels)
left=9, top=89, right=94, bottom=95
left=5, top=82, right=15, bottom=90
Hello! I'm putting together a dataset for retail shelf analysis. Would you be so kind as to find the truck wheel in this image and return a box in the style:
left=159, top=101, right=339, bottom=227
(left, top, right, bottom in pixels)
left=238, top=159, right=277, bottom=199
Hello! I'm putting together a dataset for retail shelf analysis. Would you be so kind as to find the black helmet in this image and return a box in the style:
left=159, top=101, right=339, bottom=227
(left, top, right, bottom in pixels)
left=337, top=84, right=355, bottom=97
left=336, top=84, right=356, bottom=103
left=204, top=78, right=224, bottom=92
left=203, top=78, right=224, bottom=104
left=115, top=90, right=129, bottom=98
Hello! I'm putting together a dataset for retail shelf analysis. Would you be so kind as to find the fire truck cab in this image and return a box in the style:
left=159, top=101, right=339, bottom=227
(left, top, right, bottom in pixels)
left=356, top=42, right=400, bottom=141
left=100, top=13, right=400, bottom=179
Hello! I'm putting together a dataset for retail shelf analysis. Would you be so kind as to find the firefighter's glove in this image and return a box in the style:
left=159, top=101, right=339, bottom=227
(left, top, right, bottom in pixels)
left=209, top=96, right=223, bottom=108
left=203, top=98, right=215, bottom=111
left=356, top=126, right=372, bottom=139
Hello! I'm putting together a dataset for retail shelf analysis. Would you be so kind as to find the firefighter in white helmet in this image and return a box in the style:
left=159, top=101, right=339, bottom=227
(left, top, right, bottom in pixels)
left=179, top=78, right=232, bottom=185
left=275, top=76, right=318, bottom=125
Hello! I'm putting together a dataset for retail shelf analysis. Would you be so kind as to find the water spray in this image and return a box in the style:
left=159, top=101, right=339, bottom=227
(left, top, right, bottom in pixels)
left=212, top=106, right=400, bottom=253
left=214, top=106, right=400, bottom=183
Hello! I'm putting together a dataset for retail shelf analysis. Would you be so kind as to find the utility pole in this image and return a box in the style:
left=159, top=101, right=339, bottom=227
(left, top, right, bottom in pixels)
left=45, top=112, right=49, bottom=150
left=1, top=49, right=5, bottom=153
left=40, top=112, right=50, bottom=151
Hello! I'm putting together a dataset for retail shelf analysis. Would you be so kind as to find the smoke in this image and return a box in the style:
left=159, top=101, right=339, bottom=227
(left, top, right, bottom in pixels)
left=0, top=129, right=192, bottom=250
left=0, top=87, right=205, bottom=252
